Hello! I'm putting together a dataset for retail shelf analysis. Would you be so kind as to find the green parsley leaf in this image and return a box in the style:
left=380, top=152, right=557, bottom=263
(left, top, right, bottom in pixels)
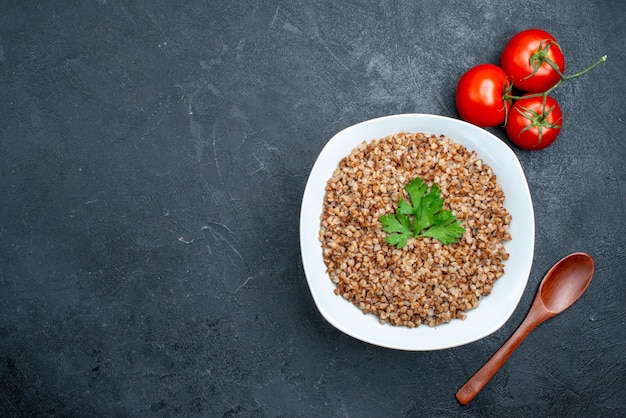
left=397, top=198, right=413, bottom=216
left=379, top=177, right=466, bottom=248
left=419, top=222, right=466, bottom=245
left=380, top=213, right=412, bottom=249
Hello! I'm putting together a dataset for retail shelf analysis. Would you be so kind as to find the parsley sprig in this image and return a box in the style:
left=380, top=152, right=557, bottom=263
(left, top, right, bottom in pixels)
left=379, top=177, right=465, bottom=248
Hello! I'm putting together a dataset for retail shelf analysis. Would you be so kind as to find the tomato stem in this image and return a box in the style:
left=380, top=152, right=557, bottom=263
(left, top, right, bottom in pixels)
left=522, top=39, right=565, bottom=81
left=514, top=102, right=562, bottom=145
left=504, top=54, right=607, bottom=104
left=561, top=55, right=607, bottom=81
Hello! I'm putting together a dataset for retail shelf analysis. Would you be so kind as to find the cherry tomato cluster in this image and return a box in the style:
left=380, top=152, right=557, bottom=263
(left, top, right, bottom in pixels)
left=456, top=29, right=605, bottom=150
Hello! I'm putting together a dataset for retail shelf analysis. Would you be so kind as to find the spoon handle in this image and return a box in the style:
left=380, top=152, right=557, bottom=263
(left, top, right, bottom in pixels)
left=455, top=309, right=551, bottom=405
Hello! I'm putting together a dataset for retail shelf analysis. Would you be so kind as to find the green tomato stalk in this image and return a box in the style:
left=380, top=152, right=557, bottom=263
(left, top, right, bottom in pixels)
left=502, top=54, right=607, bottom=128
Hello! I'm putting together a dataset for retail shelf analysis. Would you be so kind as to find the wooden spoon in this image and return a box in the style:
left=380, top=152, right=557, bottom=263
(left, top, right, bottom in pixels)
left=456, top=252, right=595, bottom=405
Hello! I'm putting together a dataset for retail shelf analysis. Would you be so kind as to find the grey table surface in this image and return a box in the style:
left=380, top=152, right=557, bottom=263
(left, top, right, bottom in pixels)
left=1, top=1, right=625, bottom=416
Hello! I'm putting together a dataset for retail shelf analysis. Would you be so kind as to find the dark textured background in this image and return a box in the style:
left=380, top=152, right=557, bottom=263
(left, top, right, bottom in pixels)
left=1, top=1, right=624, bottom=416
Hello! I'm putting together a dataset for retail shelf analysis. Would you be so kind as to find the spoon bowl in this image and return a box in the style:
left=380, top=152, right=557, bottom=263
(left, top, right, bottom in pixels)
left=456, top=252, right=595, bottom=405
left=539, top=252, right=594, bottom=314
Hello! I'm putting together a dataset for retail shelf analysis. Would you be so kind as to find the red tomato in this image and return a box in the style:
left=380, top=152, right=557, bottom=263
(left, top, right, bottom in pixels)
left=505, top=94, right=562, bottom=150
left=501, top=29, right=565, bottom=93
left=456, top=64, right=512, bottom=127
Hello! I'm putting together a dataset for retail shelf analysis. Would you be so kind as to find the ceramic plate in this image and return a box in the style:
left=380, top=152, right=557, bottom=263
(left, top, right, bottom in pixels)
left=300, top=114, right=534, bottom=351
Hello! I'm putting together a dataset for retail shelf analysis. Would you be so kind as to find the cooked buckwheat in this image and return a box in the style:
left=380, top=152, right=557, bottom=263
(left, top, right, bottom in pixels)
left=319, top=133, right=511, bottom=328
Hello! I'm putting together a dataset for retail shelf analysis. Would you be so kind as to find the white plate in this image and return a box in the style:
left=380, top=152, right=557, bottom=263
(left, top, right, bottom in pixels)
left=300, top=114, right=535, bottom=351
